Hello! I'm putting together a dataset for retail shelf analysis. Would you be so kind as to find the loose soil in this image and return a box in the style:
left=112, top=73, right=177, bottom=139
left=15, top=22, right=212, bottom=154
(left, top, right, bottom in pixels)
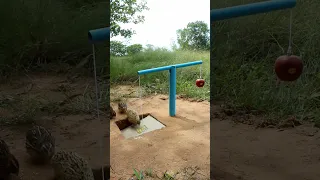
left=110, top=85, right=210, bottom=179
left=1, top=74, right=320, bottom=180
left=0, top=73, right=108, bottom=180
left=212, top=105, right=320, bottom=180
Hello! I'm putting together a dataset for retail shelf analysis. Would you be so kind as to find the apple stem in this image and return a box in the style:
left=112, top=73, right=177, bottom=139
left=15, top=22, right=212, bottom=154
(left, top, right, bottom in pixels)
left=287, top=46, right=292, bottom=56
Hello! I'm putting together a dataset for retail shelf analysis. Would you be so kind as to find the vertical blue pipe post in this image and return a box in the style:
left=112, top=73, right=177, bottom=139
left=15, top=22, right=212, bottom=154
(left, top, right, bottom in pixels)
left=137, top=60, right=203, bottom=117
left=169, top=66, right=177, bottom=116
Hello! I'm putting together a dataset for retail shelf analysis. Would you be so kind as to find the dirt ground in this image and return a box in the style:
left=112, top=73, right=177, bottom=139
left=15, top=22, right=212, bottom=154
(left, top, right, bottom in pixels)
left=1, top=73, right=320, bottom=180
left=212, top=105, right=320, bottom=180
left=0, top=73, right=108, bottom=180
left=110, top=85, right=210, bottom=179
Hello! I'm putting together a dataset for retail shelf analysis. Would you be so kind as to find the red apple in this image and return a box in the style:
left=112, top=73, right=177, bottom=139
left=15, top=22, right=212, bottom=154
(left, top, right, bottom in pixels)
left=196, top=79, right=205, bottom=87
left=274, top=55, right=303, bottom=81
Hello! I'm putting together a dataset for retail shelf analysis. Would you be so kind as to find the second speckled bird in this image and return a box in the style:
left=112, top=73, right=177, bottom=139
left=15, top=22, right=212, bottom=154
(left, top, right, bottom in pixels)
left=126, top=109, right=141, bottom=126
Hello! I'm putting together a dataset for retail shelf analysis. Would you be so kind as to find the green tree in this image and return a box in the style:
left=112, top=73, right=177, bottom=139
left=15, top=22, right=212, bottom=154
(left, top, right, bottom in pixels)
left=170, top=38, right=178, bottom=51
left=144, top=44, right=155, bottom=51
left=111, top=0, right=149, bottom=38
left=176, top=21, right=210, bottom=51
left=110, top=41, right=127, bottom=56
left=127, top=44, right=143, bottom=55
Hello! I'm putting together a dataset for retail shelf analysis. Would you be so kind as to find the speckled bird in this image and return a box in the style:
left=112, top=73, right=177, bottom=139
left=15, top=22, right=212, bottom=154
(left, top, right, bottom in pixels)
left=51, top=150, right=94, bottom=180
left=25, top=125, right=55, bottom=164
left=126, top=109, right=140, bottom=126
left=0, top=139, right=19, bottom=179
left=117, top=101, right=127, bottom=114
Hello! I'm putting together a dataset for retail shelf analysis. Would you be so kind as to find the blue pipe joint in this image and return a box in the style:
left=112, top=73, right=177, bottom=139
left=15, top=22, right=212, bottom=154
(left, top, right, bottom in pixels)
left=137, top=60, right=202, bottom=75
left=136, top=60, right=203, bottom=117
left=211, top=0, right=296, bottom=22
left=88, top=27, right=110, bottom=43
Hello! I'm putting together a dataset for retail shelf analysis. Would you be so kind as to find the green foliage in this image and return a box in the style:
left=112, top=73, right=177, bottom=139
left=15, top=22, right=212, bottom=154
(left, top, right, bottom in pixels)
left=111, top=0, right=149, bottom=38
left=127, top=44, right=143, bottom=55
left=212, top=0, right=320, bottom=123
left=170, top=39, right=179, bottom=51
left=133, top=169, right=144, bottom=180
left=58, top=0, right=106, bottom=8
left=177, top=21, right=210, bottom=51
left=110, top=42, right=143, bottom=56
left=144, top=44, right=155, bottom=51
left=110, top=49, right=210, bottom=100
left=110, top=41, right=127, bottom=56
left=0, top=0, right=107, bottom=76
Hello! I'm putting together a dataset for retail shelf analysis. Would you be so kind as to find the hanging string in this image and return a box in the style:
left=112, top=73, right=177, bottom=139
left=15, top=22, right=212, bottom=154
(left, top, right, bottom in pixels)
left=139, top=75, right=143, bottom=120
left=92, top=44, right=105, bottom=180
left=199, top=63, right=202, bottom=79
left=287, top=9, right=293, bottom=56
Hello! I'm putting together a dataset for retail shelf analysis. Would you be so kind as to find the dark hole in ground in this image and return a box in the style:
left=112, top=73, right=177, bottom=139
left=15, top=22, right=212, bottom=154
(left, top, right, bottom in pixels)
left=115, top=113, right=164, bottom=130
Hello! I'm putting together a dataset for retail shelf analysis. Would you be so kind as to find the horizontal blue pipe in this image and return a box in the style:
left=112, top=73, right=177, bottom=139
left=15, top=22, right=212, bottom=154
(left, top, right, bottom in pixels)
left=88, top=27, right=110, bottom=43
left=137, top=60, right=203, bottom=75
left=175, top=60, right=203, bottom=68
left=138, top=65, right=172, bottom=75
left=211, top=0, right=296, bottom=22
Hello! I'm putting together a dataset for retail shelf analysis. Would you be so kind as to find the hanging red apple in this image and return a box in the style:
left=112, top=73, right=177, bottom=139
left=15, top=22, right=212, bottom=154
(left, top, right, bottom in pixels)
left=274, top=55, right=303, bottom=81
left=196, top=79, right=205, bottom=87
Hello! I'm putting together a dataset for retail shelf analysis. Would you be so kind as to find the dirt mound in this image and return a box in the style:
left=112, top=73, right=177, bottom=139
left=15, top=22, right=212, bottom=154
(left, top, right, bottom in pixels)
left=110, top=85, right=210, bottom=179
left=0, top=73, right=108, bottom=180
left=212, top=104, right=320, bottom=180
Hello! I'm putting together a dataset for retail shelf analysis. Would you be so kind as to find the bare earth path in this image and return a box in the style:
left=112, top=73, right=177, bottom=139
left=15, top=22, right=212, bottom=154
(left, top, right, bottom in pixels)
left=110, top=85, right=210, bottom=179
left=212, top=105, right=320, bottom=180
left=0, top=73, right=108, bottom=180
left=1, top=74, right=320, bottom=180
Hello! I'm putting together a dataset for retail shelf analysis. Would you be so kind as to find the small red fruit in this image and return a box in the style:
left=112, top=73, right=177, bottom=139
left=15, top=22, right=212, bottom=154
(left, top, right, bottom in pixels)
left=274, top=55, right=303, bottom=81
left=196, top=79, right=205, bottom=87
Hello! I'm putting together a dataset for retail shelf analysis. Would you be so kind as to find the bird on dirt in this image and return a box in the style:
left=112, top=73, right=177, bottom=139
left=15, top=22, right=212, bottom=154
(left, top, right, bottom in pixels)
left=51, top=150, right=94, bottom=180
left=110, top=105, right=116, bottom=119
left=0, top=139, right=19, bottom=179
left=25, top=125, right=55, bottom=164
left=117, top=101, right=127, bottom=114
left=126, top=109, right=141, bottom=126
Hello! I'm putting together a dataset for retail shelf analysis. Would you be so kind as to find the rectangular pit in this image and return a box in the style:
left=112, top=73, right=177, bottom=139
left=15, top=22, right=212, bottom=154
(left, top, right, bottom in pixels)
left=115, top=113, right=166, bottom=139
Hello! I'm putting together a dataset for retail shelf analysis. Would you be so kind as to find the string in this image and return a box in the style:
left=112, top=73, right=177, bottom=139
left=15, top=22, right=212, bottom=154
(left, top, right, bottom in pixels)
left=92, top=44, right=105, bottom=180
left=199, top=63, right=202, bottom=79
left=287, top=9, right=293, bottom=56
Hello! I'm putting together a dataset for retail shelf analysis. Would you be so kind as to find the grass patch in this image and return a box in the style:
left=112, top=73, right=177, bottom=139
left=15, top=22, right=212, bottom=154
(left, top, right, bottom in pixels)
left=0, top=0, right=108, bottom=77
left=0, top=95, right=42, bottom=125
left=212, top=0, right=320, bottom=124
left=130, top=166, right=209, bottom=180
left=110, top=49, right=210, bottom=101
left=0, top=80, right=109, bottom=126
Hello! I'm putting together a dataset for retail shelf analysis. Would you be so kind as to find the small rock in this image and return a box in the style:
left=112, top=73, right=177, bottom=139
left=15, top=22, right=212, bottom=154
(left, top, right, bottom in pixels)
left=163, top=170, right=176, bottom=179
left=159, top=96, right=168, bottom=100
